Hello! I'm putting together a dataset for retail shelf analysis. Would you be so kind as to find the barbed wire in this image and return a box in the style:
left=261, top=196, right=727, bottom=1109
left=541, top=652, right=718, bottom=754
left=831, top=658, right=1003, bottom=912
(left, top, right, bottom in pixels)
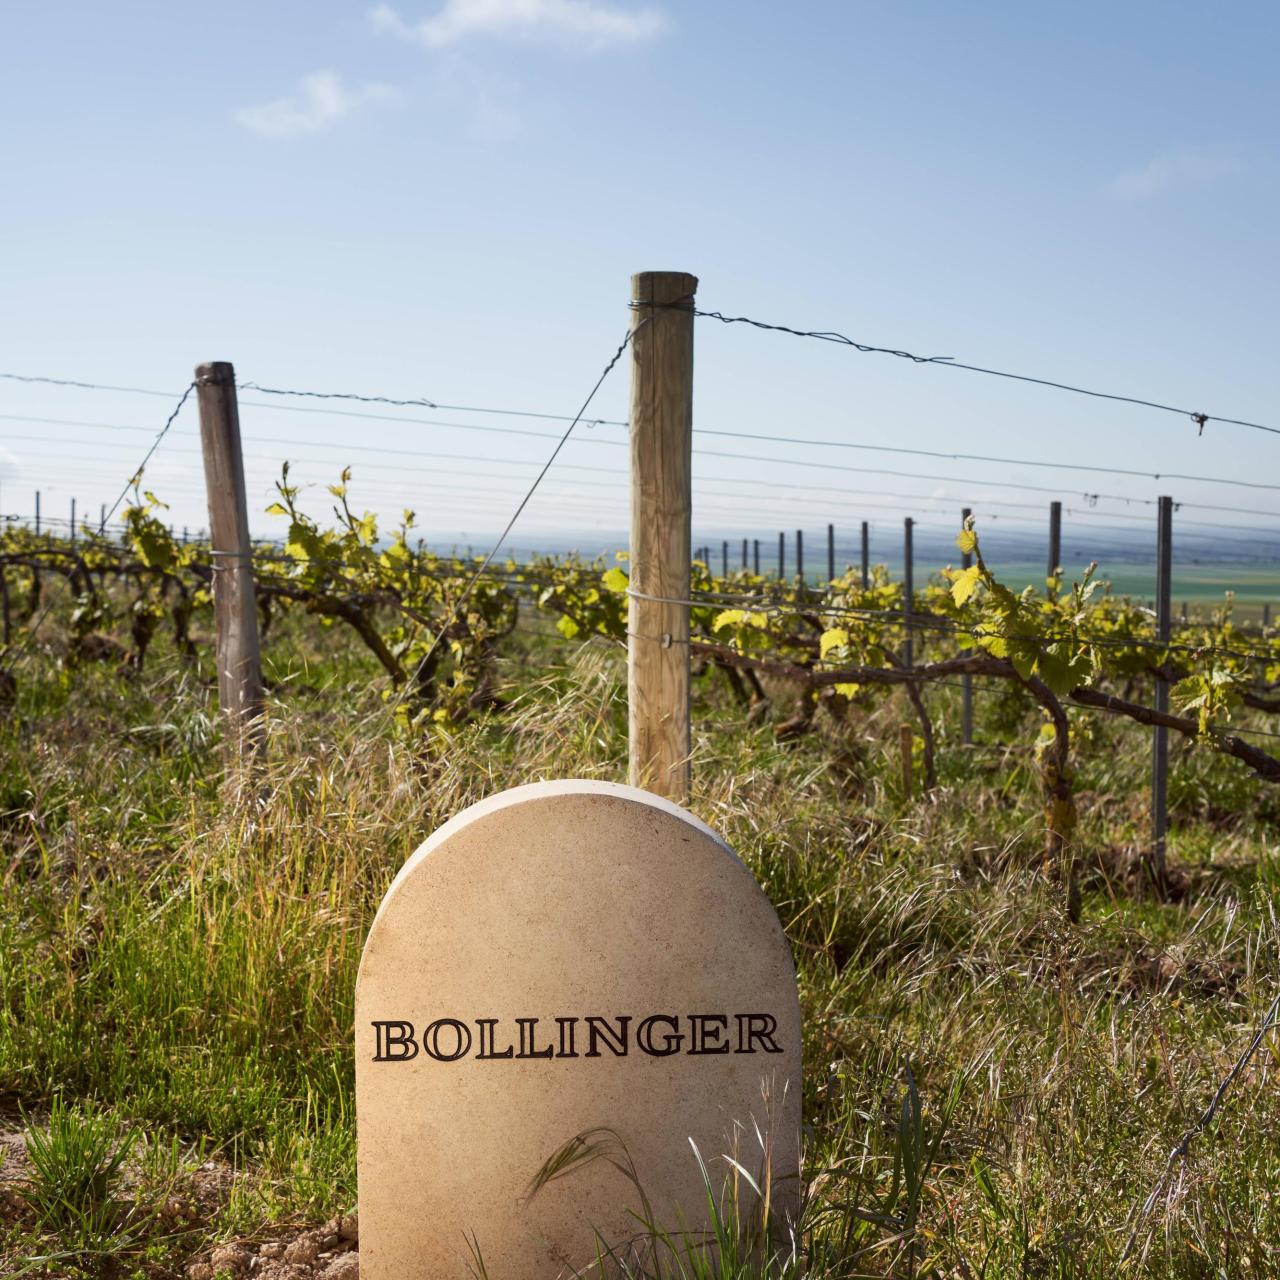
left=0, top=371, right=627, bottom=427
left=240, top=381, right=632, bottom=428
left=0, top=372, right=184, bottom=400
left=6, top=375, right=1279, bottom=494
left=643, top=304, right=1280, bottom=439
left=238, top=381, right=442, bottom=411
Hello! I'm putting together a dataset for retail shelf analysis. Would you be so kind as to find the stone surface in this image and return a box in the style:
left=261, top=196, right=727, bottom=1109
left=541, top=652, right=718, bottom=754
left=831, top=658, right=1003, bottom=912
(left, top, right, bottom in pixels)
left=208, top=1243, right=251, bottom=1274
left=355, top=780, right=801, bottom=1279
left=283, top=1237, right=320, bottom=1265
left=319, top=1255, right=361, bottom=1279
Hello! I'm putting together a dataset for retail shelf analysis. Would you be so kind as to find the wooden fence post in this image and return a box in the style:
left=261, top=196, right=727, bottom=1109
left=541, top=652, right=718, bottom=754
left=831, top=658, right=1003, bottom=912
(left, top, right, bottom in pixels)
left=34, top=491, right=40, bottom=536
left=628, top=271, right=697, bottom=802
left=721, top=540, right=728, bottom=577
left=741, top=537, right=748, bottom=570
left=753, top=538, right=759, bottom=575
left=795, top=529, right=804, bottom=585
left=196, top=361, right=265, bottom=760
left=860, top=520, right=869, bottom=589
left=1151, top=494, right=1173, bottom=881
left=827, top=522, right=835, bottom=582
left=778, top=531, right=785, bottom=580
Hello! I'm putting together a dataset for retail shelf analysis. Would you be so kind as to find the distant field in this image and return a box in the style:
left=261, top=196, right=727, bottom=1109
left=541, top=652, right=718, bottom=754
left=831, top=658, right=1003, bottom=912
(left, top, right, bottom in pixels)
left=982, top=559, right=1280, bottom=620
left=842, top=557, right=1280, bottom=620
left=526, top=529, right=1278, bottom=620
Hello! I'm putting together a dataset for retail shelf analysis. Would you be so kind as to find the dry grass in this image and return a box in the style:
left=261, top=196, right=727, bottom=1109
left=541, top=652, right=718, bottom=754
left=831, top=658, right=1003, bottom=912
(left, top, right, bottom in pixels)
left=1, top=611, right=1278, bottom=1276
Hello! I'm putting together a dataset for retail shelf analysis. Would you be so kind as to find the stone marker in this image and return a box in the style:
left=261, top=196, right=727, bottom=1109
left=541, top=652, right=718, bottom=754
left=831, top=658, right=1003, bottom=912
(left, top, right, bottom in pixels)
left=355, top=779, right=801, bottom=1279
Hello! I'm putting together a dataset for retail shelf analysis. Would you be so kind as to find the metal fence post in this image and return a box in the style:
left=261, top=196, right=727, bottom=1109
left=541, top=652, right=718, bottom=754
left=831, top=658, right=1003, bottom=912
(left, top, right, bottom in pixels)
left=961, top=505, right=973, bottom=746
left=1152, top=495, right=1173, bottom=881
left=903, top=517, right=914, bottom=668
left=1048, top=499, right=1062, bottom=588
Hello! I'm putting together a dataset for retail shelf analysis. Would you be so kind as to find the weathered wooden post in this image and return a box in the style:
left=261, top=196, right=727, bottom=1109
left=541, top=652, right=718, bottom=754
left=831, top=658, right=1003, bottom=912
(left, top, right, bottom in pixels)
left=741, top=536, right=748, bottom=570
left=753, top=538, right=760, bottom=574
left=721, top=540, right=729, bottom=577
left=34, top=490, right=40, bottom=536
left=778, top=531, right=785, bottom=580
left=827, top=522, right=835, bottom=582
left=628, top=272, right=696, bottom=803
left=860, top=520, right=869, bottom=589
left=196, top=361, right=265, bottom=760
left=1152, top=495, right=1173, bottom=880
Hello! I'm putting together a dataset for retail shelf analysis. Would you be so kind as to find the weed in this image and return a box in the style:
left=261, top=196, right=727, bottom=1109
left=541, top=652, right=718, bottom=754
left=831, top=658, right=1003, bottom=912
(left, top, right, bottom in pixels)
left=1, top=597, right=1278, bottom=1275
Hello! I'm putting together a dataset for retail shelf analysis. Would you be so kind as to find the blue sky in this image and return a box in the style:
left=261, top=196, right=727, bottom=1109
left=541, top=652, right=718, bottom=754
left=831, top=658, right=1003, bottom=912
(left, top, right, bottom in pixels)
left=1, top=1, right=1277, bottom=575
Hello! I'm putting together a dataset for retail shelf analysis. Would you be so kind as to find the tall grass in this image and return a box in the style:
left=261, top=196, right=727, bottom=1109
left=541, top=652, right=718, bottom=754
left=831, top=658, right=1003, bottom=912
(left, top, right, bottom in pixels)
left=1, top=607, right=1278, bottom=1275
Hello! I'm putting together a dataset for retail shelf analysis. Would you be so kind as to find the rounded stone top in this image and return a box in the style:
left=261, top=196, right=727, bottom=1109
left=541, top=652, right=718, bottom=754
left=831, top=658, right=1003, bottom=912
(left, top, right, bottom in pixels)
left=355, top=779, right=801, bottom=1279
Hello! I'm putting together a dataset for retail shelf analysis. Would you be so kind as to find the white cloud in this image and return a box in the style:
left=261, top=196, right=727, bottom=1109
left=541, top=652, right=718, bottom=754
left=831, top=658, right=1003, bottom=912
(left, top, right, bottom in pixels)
left=370, top=0, right=666, bottom=49
left=236, top=71, right=397, bottom=140
left=1108, top=144, right=1250, bottom=201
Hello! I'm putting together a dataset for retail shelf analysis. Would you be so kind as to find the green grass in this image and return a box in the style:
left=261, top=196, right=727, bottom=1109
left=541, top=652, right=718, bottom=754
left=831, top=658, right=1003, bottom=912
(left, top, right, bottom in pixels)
left=1, top=602, right=1279, bottom=1276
